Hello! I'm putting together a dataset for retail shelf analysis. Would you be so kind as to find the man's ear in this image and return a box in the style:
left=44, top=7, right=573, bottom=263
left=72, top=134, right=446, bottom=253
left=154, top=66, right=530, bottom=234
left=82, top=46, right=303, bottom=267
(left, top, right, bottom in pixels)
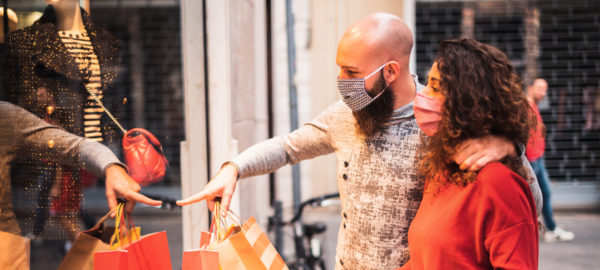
left=383, top=61, right=401, bottom=84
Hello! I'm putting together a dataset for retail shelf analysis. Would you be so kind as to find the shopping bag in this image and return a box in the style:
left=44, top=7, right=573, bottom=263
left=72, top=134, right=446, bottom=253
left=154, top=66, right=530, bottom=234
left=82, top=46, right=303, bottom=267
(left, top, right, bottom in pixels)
left=58, top=207, right=140, bottom=270
left=208, top=202, right=288, bottom=270
left=215, top=230, right=267, bottom=270
left=181, top=228, right=219, bottom=270
left=59, top=208, right=140, bottom=270
left=182, top=248, right=219, bottom=270
left=0, top=231, right=30, bottom=270
left=58, top=208, right=114, bottom=270
left=125, top=231, right=172, bottom=270
left=241, top=217, right=287, bottom=270
left=94, top=203, right=172, bottom=270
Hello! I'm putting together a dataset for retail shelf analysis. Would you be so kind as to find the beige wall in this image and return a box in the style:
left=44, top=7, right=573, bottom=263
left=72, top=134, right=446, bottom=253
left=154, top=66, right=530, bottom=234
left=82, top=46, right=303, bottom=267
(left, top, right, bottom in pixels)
left=304, top=0, right=405, bottom=197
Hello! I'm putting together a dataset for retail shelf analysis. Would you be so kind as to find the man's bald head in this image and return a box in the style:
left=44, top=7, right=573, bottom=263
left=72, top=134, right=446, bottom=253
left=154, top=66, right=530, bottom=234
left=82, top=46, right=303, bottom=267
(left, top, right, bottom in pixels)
left=338, top=13, right=413, bottom=65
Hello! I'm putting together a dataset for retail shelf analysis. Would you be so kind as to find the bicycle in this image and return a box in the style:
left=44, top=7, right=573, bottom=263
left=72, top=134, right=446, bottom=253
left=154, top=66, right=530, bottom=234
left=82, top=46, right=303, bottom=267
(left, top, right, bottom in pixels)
left=268, top=192, right=340, bottom=270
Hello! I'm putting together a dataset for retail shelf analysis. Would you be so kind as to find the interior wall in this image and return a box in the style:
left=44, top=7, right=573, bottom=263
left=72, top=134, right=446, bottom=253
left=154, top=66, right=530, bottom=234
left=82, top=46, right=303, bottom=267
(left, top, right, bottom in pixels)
left=305, top=0, right=405, bottom=199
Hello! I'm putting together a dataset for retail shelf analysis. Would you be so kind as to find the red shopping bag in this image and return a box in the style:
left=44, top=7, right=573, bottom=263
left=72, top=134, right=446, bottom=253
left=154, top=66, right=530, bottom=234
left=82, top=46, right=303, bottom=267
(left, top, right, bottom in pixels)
left=182, top=227, right=219, bottom=270
left=182, top=249, right=219, bottom=270
left=94, top=203, right=172, bottom=270
left=95, top=232, right=172, bottom=270
left=95, top=250, right=128, bottom=269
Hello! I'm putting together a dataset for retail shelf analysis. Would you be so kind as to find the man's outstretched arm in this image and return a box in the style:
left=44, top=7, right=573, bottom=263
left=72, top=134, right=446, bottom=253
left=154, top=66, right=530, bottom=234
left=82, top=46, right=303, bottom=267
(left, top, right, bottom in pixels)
left=177, top=102, right=340, bottom=215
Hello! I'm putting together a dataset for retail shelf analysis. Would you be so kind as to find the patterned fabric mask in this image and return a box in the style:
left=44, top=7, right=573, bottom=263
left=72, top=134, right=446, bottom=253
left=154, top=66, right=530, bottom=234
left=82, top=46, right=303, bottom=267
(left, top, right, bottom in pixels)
left=337, top=63, right=388, bottom=112
left=413, top=91, right=444, bottom=136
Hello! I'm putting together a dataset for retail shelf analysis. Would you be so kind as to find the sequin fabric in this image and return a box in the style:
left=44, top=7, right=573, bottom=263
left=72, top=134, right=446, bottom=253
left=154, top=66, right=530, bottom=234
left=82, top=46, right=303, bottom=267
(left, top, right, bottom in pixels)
left=1, top=5, right=124, bottom=239
left=0, top=102, right=121, bottom=235
left=2, top=5, right=124, bottom=140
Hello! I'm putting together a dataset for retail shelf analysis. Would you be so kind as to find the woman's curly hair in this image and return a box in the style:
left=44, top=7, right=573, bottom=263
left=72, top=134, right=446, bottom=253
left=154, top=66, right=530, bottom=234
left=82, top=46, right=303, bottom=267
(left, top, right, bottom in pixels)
left=419, top=38, right=536, bottom=187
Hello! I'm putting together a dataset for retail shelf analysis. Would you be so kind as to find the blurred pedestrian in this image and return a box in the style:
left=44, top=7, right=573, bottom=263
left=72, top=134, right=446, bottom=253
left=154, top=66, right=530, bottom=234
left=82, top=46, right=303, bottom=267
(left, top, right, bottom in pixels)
left=401, top=38, right=538, bottom=270
left=526, top=78, right=575, bottom=242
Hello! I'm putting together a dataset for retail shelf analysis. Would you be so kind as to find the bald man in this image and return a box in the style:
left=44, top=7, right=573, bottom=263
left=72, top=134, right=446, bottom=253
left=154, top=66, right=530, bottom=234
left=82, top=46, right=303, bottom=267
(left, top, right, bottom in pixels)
left=178, top=13, right=533, bottom=269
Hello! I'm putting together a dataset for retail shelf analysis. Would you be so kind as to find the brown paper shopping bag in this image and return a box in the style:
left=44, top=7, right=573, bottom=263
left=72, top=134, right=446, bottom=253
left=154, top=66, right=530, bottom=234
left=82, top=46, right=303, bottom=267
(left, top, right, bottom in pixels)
left=0, top=231, right=30, bottom=270
left=58, top=208, right=114, bottom=270
left=58, top=206, right=140, bottom=270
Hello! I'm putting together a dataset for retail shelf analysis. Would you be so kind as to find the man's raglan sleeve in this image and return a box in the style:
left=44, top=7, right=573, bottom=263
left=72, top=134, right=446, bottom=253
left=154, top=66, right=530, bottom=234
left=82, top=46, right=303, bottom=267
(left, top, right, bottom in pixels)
left=230, top=103, right=339, bottom=179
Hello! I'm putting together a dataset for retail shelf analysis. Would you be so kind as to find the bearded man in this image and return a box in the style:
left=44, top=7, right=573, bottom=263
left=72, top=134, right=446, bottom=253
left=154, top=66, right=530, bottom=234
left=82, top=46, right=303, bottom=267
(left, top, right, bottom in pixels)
left=178, top=13, right=540, bottom=269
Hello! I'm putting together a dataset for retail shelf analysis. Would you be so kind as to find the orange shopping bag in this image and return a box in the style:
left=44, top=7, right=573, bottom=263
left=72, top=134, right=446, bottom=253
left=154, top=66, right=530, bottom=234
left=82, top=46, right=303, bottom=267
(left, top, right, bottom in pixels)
left=241, top=217, right=287, bottom=270
left=210, top=202, right=289, bottom=270
left=94, top=203, right=172, bottom=270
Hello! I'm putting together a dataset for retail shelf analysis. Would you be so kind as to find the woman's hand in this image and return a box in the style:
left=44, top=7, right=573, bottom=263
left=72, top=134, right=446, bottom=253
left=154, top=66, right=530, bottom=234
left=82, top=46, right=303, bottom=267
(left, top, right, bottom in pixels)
left=104, top=164, right=162, bottom=217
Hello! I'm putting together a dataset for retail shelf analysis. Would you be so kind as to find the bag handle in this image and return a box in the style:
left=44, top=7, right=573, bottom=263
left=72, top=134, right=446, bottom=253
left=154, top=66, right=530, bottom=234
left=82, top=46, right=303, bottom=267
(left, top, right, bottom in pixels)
left=109, top=203, right=140, bottom=249
left=212, top=200, right=245, bottom=243
left=89, top=206, right=118, bottom=232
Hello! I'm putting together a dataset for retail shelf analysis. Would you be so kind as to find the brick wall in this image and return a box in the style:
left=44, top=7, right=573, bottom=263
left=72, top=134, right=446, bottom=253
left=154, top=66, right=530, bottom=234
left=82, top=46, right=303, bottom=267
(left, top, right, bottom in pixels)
left=416, top=0, right=600, bottom=182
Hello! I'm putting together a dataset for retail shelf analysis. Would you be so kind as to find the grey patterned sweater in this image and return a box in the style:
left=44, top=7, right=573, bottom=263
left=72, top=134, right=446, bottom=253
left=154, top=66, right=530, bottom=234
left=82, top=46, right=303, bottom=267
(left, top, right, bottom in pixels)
left=0, top=101, right=122, bottom=235
left=231, top=81, right=543, bottom=269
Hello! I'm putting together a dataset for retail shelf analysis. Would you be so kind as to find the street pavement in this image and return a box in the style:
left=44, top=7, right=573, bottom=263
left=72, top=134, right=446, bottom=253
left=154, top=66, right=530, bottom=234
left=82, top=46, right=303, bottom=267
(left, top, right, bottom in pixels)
left=539, top=211, right=600, bottom=270
left=17, top=185, right=600, bottom=269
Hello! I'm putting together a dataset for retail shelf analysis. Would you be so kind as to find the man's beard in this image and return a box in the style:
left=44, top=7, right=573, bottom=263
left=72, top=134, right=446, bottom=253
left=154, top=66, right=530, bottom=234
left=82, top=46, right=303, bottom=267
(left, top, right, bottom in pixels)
left=353, top=71, right=395, bottom=137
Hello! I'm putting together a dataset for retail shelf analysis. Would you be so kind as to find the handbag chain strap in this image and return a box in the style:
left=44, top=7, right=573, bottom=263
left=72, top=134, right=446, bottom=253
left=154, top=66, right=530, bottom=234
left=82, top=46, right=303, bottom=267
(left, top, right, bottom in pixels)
left=83, top=85, right=127, bottom=135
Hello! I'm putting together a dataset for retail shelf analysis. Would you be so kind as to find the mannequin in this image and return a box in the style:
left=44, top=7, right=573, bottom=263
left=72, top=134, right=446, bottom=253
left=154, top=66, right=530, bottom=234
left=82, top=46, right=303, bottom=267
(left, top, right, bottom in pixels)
left=0, top=7, right=18, bottom=43
left=3, top=0, right=125, bottom=251
left=46, top=0, right=85, bottom=32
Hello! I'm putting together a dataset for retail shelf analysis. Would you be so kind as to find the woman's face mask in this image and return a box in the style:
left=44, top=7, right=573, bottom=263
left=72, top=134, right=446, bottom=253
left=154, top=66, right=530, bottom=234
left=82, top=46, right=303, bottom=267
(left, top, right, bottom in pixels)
left=414, top=62, right=445, bottom=136
left=337, top=63, right=389, bottom=112
left=414, top=90, right=444, bottom=136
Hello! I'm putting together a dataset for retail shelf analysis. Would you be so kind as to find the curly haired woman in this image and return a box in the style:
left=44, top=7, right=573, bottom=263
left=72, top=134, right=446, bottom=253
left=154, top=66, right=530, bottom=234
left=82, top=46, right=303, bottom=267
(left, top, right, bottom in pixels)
left=400, top=38, right=539, bottom=269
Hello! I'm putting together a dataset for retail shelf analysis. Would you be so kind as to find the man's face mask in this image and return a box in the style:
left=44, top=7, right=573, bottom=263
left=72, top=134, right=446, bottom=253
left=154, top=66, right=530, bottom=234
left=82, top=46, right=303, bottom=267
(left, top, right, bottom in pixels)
left=337, top=63, right=389, bottom=112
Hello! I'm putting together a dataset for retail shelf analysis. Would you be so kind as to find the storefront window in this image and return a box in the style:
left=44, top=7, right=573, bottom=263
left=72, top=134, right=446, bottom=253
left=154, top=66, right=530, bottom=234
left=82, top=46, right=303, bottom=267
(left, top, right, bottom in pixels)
left=1, top=1, right=183, bottom=268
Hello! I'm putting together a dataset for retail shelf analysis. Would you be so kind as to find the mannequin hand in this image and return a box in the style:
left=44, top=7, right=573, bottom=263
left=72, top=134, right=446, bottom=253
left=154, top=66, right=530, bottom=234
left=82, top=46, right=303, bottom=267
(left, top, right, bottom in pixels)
left=177, top=163, right=239, bottom=217
left=452, top=135, right=516, bottom=171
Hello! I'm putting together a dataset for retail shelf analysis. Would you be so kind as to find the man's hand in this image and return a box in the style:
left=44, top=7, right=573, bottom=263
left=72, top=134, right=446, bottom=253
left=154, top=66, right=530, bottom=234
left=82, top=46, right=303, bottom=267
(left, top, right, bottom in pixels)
left=452, top=135, right=516, bottom=171
left=176, top=163, right=238, bottom=217
left=104, top=165, right=162, bottom=216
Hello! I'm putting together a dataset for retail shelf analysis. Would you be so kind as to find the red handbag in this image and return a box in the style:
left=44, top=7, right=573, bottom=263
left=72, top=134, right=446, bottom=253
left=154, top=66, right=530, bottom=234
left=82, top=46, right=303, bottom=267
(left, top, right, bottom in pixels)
left=122, top=128, right=169, bottom=186
left=85, top=88, right=169, bottom=186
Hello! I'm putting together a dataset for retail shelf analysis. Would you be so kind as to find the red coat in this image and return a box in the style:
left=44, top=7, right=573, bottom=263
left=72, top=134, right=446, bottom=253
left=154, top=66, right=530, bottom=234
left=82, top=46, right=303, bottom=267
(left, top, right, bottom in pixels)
left=400, top=162, right=538, bottom=270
